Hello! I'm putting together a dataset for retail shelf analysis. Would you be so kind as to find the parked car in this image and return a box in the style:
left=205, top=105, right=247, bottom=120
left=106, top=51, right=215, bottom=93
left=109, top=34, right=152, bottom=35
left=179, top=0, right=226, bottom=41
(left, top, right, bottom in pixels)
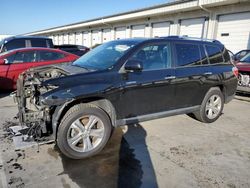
left=0, top=36, right=54, bottom=54
left=235, top=53, right=250, bottom=93
left=54, top=44, right=90, bottom=56
left=233, top=49, right=250, bottom=62
left=0, top=47, right=78, bottom=90
left=14, top=36, right=238, bottom=159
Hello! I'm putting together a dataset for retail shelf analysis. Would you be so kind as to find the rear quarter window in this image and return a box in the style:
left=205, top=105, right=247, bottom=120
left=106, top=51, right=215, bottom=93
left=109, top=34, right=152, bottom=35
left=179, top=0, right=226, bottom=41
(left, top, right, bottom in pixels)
left=31, top=39, right=53, bottom=48
left=175, top=43, right=201, bottom=67
left=205, top=45, right=224, bottom=64
left=39, top=51, right=65, bottom=61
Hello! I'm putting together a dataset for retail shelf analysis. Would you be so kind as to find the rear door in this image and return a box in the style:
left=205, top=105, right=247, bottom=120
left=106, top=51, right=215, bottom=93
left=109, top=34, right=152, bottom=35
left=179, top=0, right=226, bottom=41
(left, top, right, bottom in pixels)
left=116, top=42, right=175, bottom=119
left=174, top=42, right=213, bottom=108
left=36, top=50, right=67, bottom=66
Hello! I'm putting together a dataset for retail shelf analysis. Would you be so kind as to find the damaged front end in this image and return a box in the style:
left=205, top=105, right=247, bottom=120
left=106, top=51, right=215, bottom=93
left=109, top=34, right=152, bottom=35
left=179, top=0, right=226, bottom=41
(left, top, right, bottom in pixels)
left=12, top=66, right=69, bottom=141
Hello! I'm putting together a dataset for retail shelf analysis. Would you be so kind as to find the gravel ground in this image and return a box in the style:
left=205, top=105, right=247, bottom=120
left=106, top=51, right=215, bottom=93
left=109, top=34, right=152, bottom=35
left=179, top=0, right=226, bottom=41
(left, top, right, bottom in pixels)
left=0, top=92, right=249, bottom=188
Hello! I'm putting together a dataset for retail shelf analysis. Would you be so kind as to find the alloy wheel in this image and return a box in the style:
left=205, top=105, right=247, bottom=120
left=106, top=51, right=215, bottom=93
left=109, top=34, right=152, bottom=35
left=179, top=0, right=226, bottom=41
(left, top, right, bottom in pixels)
left=205, top=94, right=222, bottom=119
left=67, top=115, right=105, bottom=153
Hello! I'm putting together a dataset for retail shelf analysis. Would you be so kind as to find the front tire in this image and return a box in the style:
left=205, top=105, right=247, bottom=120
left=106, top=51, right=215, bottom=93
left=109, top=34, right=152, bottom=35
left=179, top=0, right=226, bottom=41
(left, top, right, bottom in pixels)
left=57, top=103, right=112, bottom=159
left=193, top=87, right=224, bottom=123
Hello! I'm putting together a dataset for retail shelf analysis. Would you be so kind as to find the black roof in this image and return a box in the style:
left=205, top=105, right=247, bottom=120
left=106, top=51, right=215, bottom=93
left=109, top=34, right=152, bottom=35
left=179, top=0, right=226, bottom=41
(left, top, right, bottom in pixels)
left=121, top=36, right=224, bottom=47
left=1, top=35, right=51, bottom=43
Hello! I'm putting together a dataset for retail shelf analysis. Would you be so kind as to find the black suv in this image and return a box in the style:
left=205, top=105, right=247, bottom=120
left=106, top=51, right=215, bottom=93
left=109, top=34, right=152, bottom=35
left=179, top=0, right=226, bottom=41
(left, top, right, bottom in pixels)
left=14, top=36, right=238, bottom=159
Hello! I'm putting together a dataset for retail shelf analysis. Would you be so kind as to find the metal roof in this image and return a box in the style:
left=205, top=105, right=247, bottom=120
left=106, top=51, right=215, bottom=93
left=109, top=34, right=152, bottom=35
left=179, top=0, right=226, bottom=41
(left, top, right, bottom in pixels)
left=24, top=0, right=194, bottom=35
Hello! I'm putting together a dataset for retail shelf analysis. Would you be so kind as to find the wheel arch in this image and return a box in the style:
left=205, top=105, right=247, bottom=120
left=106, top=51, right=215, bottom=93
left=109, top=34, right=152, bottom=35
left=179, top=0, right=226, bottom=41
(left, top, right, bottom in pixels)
left=51, top=97, right=117, bottom=140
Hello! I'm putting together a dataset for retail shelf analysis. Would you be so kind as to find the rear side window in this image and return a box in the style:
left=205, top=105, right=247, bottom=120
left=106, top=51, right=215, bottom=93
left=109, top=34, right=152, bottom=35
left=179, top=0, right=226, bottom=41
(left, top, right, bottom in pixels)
left=3, top=39, right=26, bottom=52
left=39, top=51, right=65, bottom=61
left=175, top=43, right=201, bottom=66
left=222, top=48, right=230, bottom=63
left=31, top=39, right=53, bottom=48
left=31, top=39, right=47, bottom=47
left=205, top=45, right=224, bottom=64
left=12, top=51, right=37, bottom=64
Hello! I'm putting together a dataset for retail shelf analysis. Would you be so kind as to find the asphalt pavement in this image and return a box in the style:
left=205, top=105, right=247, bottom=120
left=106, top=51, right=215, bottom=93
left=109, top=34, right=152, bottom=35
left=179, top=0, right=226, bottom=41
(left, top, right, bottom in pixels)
left=0, top=92, right=249, bottom=188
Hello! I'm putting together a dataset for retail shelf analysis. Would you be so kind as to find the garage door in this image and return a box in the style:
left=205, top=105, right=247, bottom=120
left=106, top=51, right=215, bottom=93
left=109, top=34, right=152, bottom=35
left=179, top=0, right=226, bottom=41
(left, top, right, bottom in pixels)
left=63, top=34, right=69, bottom=44
left=103, top=29, right=111, bottom=43
left=75, top=32, right=82, bottom=45
left=54, top=35, right=59, bottom=45
left=69, top=33, right=75, bottom=44
left=58, top=34, right=63, bottom=45
left=131, top=25, right=145, bottom=38
left=83, top=32, right=90, bottom=47
left=217, top=12, right=250, bottom=53
left=115, top=27, right=126, bottom=40
left=180, top=18, right=205, bottom=38
left=152, top=22, right=170, bottom=37
left=92, top=30, right=101, bottom=46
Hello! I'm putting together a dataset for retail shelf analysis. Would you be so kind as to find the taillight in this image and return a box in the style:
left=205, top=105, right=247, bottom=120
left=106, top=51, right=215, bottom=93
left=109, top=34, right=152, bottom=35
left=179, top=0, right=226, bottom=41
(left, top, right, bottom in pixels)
left=232, top=67, right=239, bottom=77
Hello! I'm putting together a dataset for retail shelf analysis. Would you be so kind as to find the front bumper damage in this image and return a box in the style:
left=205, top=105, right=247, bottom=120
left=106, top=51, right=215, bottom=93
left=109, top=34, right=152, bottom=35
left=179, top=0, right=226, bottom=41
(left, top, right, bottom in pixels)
left=12, top=66, right=68, bottom=141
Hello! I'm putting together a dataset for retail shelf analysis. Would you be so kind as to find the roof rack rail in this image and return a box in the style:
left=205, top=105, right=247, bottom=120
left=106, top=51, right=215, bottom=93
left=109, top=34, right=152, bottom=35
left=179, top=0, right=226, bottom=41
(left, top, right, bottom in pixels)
left=161, top=35, right=221, bottom=44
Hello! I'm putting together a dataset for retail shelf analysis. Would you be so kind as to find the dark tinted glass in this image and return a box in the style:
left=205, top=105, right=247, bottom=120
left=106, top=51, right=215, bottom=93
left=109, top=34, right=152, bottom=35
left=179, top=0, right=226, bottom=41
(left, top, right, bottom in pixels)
left=175, top=43, right=201, bottom=66
left=5, top=54, right=16, bottom=64
left=131, top=43, right=171, bottom=70
left=31, top=39, right=47, bottom=47
left=200, top=45, right=208, bottom=65
left=3, top=39, right=26, bottom=52
left=222, top=48, right=230, bottom=63
left=39, top=51, right=65, bottom=61
left=12, top=51, right=36, bottom=63
left=205, top=45, right=224, bottom=64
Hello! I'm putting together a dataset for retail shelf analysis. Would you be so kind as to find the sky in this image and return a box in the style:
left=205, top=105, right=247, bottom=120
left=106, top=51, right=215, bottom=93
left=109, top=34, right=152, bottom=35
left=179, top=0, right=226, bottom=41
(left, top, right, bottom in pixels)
left=1, top=0, right=169, bottom=35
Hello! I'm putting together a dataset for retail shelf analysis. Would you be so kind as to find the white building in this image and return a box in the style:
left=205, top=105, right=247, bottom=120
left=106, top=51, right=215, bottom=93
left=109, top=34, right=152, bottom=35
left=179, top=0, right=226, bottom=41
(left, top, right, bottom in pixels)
left=0, top=35, right=13, bottom=41
left=25, top=0, right=250, bottom=53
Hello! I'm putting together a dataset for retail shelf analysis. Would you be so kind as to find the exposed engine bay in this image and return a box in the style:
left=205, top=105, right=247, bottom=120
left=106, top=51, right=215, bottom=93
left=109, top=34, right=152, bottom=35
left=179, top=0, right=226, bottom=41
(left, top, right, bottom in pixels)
left=13, top=65, right=69, bottom=141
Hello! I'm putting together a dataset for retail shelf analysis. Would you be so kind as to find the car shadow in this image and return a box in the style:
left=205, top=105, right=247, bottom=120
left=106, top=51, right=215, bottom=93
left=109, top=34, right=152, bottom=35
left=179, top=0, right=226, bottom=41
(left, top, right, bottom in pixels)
left=56, top=124, right=158, bottom=188
left=236, top=91, right=250, bottom=98
left=0, top=90, right=12, bottom=99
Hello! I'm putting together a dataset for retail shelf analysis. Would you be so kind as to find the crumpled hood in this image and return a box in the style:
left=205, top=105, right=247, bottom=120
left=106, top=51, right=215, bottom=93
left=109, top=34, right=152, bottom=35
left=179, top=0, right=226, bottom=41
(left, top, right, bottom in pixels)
left=50, top=63, right=89, bottom=75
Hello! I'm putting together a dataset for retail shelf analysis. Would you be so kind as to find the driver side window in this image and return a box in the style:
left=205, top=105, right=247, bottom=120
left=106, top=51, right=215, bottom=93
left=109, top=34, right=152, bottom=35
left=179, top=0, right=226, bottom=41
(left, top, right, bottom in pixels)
left=130, top=43, right=171, bottom=71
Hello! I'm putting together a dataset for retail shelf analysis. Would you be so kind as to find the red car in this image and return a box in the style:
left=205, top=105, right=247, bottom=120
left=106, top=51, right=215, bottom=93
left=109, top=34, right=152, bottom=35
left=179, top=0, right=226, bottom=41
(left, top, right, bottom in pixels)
left=0, top=47, right=79, bottom=90
left=235, top=53, right=250, bottom=93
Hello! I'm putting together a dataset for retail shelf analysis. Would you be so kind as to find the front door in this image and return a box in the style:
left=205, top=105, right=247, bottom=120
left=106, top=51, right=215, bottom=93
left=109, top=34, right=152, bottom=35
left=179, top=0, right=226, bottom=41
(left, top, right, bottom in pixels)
left=116, top=42, right=175, bottom=119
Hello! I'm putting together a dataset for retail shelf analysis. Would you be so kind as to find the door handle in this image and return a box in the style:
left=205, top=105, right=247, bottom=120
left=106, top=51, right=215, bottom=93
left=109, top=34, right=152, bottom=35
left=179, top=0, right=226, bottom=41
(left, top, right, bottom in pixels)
left=203, top=72, right=213, bottom=75
left=164, top=76, right=176, bottom=80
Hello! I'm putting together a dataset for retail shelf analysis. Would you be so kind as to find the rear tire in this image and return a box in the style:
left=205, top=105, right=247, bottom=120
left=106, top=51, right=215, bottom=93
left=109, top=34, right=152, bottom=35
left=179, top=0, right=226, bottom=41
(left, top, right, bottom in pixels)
left=57, top=103, right=112, bottom=159
left=193, top=87, right=224, bottom=123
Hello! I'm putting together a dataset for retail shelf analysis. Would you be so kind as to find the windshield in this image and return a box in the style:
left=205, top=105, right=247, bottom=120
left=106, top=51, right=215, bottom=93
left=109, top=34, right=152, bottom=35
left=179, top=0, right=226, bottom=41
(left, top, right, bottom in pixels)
left=240, top=53, right=250, bottom=63
left=73, top=40, right=139, bottom=70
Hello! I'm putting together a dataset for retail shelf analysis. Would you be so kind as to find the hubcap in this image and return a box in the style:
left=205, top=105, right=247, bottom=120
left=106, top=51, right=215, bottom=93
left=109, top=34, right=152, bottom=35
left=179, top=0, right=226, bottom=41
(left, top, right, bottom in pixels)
left=67, top=115, right=105, bottom=153
left=205, top=94, right=222, bottom=119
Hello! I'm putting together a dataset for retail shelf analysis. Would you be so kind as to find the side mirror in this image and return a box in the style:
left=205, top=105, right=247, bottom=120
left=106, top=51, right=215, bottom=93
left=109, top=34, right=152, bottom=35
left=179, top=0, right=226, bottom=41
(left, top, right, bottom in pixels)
left=0, top=59, right=7, bottom=65
left=124, top=59, right=143, bottom=72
